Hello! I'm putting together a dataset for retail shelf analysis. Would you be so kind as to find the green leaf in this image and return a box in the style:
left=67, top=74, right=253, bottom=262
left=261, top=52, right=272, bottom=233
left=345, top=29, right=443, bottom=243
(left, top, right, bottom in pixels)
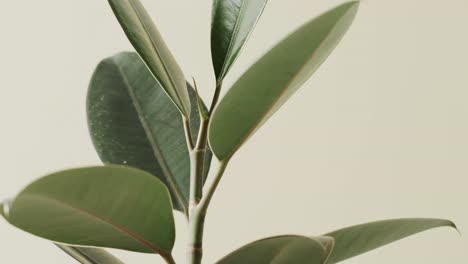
left=108, top=0, right=191, bottom=117
left=1, top=166, right=175, bottom=258
left=192, top=77, right=209, bottom=120
left=217, top=235, right=334, bottom=264
left=211, top=0, right=269, bottom=81
left=87, top=52, right=212, bottom=214
left=324, top=218, right=457, bottom=263
left=209, top=1, right=359, bottom=161
left=56, top=244, right=125, bottom=264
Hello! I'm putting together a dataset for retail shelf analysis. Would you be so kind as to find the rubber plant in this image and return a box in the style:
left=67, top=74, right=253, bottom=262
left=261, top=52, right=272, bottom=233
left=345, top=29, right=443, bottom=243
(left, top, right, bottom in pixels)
left=0, top=1, right=458, bottom=264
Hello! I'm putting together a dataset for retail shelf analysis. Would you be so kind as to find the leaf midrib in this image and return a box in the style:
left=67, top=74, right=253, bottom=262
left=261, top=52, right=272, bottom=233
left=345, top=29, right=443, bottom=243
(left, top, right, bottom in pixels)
left=269, top=237, right=328, bottom=264
left=269, top=238, right=297, bottom=264
left=218, top=235, right=299, bottom=263
left=18, top=193, right=168, bottom=256
left=126, top=0, right=188, bottom=116
left=217, top=0, right=247, bottom=80
left=112, top=58, right=187, bottom=214
left=220, top=6, right=352, bottom=160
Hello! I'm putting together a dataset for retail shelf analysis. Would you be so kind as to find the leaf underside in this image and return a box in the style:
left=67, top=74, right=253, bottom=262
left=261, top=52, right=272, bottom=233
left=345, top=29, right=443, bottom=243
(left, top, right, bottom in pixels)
left=324, top=218, right=457, bottom=263
left=56, top=244, right=125, bottom=264
left=209, top=1, right=360, bottom=161
left=216, top=218, right=456, bottom=264
left=1, top=166, right=175, bottom=257
left=108, top=0, right=191, bottom=117
left=216, top=235, right=334, bottom=264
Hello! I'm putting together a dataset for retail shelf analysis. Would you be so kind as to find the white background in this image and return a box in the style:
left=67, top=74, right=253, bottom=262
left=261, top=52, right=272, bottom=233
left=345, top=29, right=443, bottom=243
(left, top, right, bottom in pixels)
left=0, top=0, right=467, bottom=263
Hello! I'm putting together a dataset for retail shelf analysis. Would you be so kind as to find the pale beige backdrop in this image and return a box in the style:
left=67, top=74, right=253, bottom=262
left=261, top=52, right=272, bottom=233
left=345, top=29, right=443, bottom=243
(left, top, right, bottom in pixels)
left=0, top=0, right=467, bottom=263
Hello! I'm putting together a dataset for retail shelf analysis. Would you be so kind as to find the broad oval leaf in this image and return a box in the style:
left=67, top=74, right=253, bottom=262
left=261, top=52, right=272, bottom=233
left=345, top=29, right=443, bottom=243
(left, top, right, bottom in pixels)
left=108, top=0, right=191, bottom=117
left=217, top=235, right=334, bottom=264
left=57, top=244, right=125, bottom=264
left=209, top=2, right=359, bottom=161
left=324, top=218, right=457, bottom=263
left=87, top=52, right=212, bottom=214
left=0, top=166, right=175, bottom=258
left=211, top=0, right=269, bottom=81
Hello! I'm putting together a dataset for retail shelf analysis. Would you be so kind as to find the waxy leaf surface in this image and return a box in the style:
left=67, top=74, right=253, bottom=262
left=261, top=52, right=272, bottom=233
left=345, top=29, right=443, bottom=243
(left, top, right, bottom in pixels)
left=217, top=235, right=334, bottom=264
left=1, top=166, right=175, bottom=257
left=87, top=52, right=212, bottom=214
left=211, top=0, right=269, bottom=81
left=324, top=218, right=457, bottom=263
left=108, top=0, right=191, bottom=117
left=209, top=2, right=359, bottom=160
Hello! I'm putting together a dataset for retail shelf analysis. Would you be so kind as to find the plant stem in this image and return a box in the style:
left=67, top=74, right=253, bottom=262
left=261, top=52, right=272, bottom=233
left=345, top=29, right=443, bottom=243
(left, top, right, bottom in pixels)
left=183, top=117, right=195, bottom=150
left=209, top=81, right=223, bottom=115
left=186, top=80, right=225, bottom=264
left=189, top=148, right=205, bottom=213
left=187, top=209, right=205, bottom=264
left=187, top=118, right=209, bottom=264
left=187, top=161, right=229, bottom=264
left=189, top=116, right=209, bottom=213
left=197, top=160, right=229, bottom=215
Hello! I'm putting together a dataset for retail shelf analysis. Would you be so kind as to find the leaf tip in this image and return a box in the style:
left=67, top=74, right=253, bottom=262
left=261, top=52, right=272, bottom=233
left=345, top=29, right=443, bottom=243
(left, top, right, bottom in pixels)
left=316, top=236, right=336, bottom=263
left=344, top=0, right=361, bottom=15
left=436, top=219, right=459, bottom=234
left=447, top=220, right=461, bottom=235
left=347, top=0, right=361, bottom=6
left=0, top=199, right=12, bottom=219
left=335, top=0, right=360, bottom=20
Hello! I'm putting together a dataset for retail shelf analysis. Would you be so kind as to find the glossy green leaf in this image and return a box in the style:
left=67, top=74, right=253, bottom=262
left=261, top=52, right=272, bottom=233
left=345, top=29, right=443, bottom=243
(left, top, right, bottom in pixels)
left=209, top=1, right=359, bottom=161
left=324, top=218, right=457, bottom=263
left=0, top=166, right=175, bottom=258
left=57, top=244, right=125, bottom=264
left=211, top=0, right=269, bottom=81
left=217, top=235, right=334, bottom=264
left=108, top=0, right=191, bottom=117
left=87, top=52, right=212, bottom=214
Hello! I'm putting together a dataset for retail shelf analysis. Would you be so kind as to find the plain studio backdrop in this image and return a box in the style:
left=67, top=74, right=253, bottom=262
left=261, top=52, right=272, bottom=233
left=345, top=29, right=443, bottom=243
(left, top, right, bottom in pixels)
left=0, top=0, right=467, bottom=263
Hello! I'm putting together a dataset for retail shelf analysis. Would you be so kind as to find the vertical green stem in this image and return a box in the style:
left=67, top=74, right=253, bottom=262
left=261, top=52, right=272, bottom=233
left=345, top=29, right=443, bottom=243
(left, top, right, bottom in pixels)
left=189, top=118, right=209, bottom=214
left=183, top=117, right=195, bottom=151
left=187, top=161, right=229, bottom=264
left=187, top=209, right=205, bottom=264
left=189, top=149, right=205, bottom=212
left=187, top=118, right=208, bottom=264
left=186, top=80, right=225, bottom=264
left=209, top=81, right=223, bottom=115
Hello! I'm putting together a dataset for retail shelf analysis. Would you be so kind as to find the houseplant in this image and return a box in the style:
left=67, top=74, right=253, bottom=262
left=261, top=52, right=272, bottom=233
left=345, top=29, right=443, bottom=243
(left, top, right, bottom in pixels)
left=0, top=0, right=457, bottom=263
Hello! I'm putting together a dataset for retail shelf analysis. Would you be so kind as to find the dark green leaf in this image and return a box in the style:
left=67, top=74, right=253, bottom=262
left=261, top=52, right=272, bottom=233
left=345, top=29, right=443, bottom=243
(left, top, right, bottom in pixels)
left=209, top=2, right=359, bottom=161
left=56, top=244, right=124, bottom=264
left=108, top=0, right=191, bottom=117
left=211, top=0, right=269, bottom=81
left=325, top=218, right=457, bottom=263
left=216, top=235, right=334, bottom=264
left=87, top=52, right=212, bottom=214
left=1, top=166, right=175, bottom=257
